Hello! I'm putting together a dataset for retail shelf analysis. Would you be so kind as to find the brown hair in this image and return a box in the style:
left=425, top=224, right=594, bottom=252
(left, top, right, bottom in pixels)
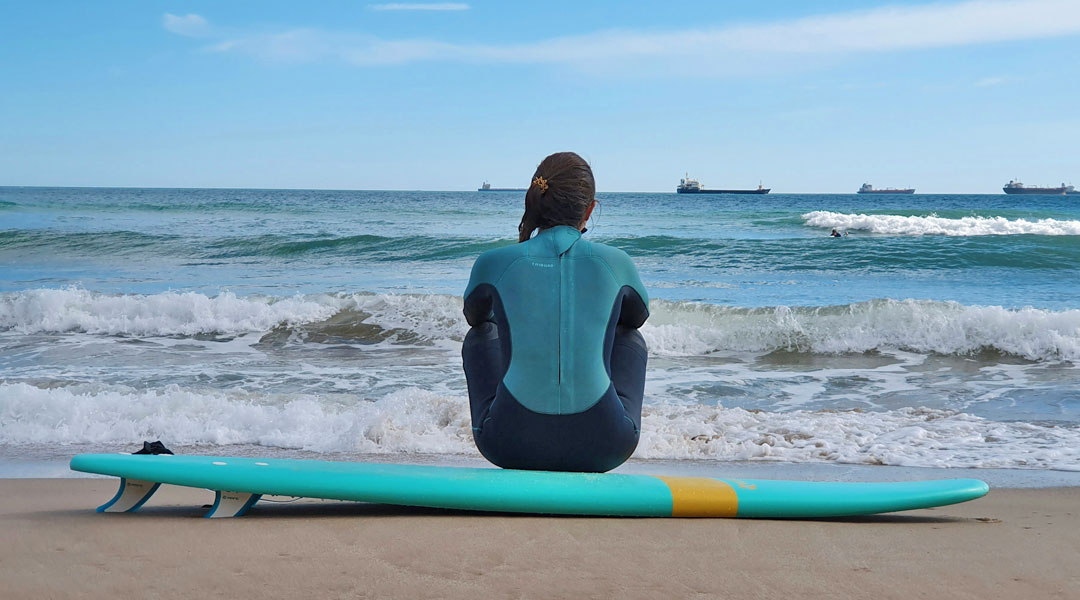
left=518, top=152, right=596, bottom=243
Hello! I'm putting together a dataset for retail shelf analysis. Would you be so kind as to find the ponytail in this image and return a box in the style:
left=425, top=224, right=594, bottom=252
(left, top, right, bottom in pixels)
left=516, top=152, right=595, bottom=243
left=518, top=176, right=549, bottom=242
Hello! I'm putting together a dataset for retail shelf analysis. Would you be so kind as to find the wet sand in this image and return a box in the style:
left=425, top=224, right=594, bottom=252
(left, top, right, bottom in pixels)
left=1, top=479, right=1077, bottom=599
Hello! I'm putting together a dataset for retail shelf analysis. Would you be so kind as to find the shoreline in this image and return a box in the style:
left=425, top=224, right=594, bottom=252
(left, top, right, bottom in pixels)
left=1, top=478, right=1077, bottom=599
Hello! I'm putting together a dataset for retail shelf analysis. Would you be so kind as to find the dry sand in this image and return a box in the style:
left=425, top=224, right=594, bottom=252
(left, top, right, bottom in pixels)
left=1, top=479, right=1077, bottom=600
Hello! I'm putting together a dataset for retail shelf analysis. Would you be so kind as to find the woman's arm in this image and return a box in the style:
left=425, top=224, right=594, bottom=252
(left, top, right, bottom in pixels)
left=619, top=286, right=649, bottom=329
left=463, top=253, right=497, bottom=327
left=463, top=286, right=494, bottom=327
left=599, top=246, right=650, bottom=329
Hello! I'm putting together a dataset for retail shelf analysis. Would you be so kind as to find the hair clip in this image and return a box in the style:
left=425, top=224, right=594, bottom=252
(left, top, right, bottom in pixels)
left=532, top=176, right=549, bottom=193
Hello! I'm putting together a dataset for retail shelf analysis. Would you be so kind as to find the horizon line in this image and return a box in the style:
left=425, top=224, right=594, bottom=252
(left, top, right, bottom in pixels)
left=0, top=184, right=1028, bottom=195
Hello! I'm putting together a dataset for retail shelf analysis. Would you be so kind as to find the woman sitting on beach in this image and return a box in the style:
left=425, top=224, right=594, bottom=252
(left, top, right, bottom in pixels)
left=461, top=152, right=650, bottom=473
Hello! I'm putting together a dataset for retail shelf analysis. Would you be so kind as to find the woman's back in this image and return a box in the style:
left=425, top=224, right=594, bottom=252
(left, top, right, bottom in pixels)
left=464, top=225, right=648, bottom=415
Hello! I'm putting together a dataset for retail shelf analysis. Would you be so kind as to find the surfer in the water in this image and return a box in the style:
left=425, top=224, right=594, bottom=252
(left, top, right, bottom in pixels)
left=461, top=152, right=649, bottom=472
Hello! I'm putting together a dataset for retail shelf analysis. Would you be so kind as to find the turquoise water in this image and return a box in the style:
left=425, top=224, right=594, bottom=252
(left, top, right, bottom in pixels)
left=4, top=189, right=1080, bottom=308
left=2, top=187, right=1078, bottom=473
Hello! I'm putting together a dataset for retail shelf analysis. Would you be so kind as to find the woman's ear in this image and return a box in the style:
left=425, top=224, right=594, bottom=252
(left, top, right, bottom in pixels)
left=581, top=200, right=596, bottom=230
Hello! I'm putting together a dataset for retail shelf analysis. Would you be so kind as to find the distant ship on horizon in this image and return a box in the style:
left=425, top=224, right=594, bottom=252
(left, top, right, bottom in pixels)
left=1002, top=180, right=1074, bottom=195
left=676, top=174, right=770, bottom=195
left=478, top=182, right=527, bottom=192
left=857, top=183, right=915, bottom=195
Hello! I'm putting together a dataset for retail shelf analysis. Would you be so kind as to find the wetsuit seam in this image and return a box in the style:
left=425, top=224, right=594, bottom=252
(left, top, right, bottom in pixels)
left=491, top=256, right=532, bottom=287
left=496, top=388, right=606, bottom=416
left=591, top=256, right=622, bottom=287
left=473, top=415, right=493, bottom=434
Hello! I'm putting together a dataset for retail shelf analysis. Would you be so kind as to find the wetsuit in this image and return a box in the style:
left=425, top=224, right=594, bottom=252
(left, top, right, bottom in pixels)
left=461, top=225, right=649, bottom=473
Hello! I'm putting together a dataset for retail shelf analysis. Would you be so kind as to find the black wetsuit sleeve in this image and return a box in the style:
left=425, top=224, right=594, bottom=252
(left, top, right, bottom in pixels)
left=463, top=286, right=494, bottom=327
left=463, top=254, right=498, bottom=327
left=618, top=287, right=649, bottom=329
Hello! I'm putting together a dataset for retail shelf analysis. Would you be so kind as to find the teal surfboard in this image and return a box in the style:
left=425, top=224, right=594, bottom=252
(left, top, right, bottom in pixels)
left=70, top=454, right=988, bottom=519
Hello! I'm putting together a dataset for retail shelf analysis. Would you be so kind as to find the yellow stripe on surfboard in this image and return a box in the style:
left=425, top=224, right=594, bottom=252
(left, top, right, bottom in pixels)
left=655, top=476, right=739, bottom=517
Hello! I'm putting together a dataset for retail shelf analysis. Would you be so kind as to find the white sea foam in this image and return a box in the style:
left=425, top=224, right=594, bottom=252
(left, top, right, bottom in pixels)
left=346, top=291, right=468, bottom=344
left=4, top=289, right=1079, bottom=362
left=2, top=383, right=1076, bottom=470
left=0, top=288, right=468, bottom=341
left=642, top=299, right=1080, bottom=361
left=0, top=382, right=475, bottom=454
left=802, top=211, right=1080, bottom=236
left=0, top=288, right=341, bottom=337
left=638, top=404, right=1080, bottom=470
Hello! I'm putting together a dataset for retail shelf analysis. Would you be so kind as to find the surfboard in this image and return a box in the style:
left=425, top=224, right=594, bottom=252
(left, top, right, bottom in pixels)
left=70, top=453, right=989, bottom=519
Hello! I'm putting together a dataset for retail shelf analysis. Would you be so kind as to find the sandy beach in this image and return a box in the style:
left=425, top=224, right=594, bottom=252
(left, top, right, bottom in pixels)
left=0, top=479, right=1076, bottom=600
left=6, top=3, right=1080, bottom=600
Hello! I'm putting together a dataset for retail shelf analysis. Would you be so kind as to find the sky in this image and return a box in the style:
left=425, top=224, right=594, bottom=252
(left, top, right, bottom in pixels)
left=1, top=0, right=1079, bottom=193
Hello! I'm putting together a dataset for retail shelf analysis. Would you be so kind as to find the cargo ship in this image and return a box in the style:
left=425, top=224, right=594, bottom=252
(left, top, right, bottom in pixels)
left=857, top=183, right=915, bottom=194
left=1002, top=180, right=1074, bottom=195
left=676, top=174, right=770, bottom=194
left=478, top=182, right=527, bottom=192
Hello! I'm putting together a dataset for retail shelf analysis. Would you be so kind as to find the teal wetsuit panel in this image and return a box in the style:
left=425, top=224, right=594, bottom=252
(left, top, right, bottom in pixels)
left=464, top=226, right=649, bottom=415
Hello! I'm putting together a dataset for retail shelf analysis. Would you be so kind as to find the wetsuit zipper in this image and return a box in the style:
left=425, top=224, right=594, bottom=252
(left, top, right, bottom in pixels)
left=557, top=250, right=562, bottom=399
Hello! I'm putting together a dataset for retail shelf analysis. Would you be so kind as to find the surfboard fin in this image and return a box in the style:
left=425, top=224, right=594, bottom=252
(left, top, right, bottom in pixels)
left=97, top=478, right=161, bottom=513
left=205, top=491, right=262, bottom=518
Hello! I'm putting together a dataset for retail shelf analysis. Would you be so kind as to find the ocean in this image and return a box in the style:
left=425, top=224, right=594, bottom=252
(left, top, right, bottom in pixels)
left=2, top=187, right=1078, bottom=481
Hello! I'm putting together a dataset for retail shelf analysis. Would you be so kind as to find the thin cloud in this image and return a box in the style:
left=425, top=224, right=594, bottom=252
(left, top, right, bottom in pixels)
left=200, top=0, right=1080, bottom=75
left=369, top=3, right=469, bottom=10
left=163, top=13, right=209, bottom=37
left=975, top=76, right=1009, bottom=86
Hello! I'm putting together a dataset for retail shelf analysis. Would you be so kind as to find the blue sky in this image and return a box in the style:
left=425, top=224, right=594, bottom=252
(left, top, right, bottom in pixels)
left=2, top=0, right=1078, bottom=192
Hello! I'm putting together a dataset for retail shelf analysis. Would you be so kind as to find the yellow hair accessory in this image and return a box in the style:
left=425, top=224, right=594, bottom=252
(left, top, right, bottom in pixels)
left=532, top=176, right=549, bottom=193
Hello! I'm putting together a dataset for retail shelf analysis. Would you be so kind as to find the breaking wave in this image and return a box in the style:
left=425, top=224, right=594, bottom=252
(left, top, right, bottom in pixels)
left=0, top=288, right=342, bottom=338
left=643, top=299, right=1080, bottom=361
left=4, top=289, right=1079, bottom=362
left=803, top=211, right=1080, bottom=236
